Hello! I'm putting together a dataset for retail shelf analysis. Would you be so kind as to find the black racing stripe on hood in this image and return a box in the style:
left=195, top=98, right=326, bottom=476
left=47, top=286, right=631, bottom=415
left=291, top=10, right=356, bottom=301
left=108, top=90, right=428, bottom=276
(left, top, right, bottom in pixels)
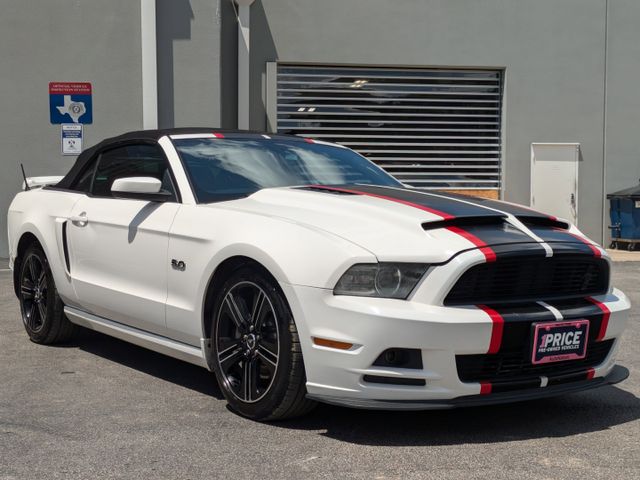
left=490, top=242, right=548, bottom=258
left=422, top=218, right=548, bottom=259
left=527, top=227, right=601, bottom=256
left=335, top=185, right=506, bottom=219
left=305, top=185, right=551, bottom=260
left=434, top=191, right=556, bottom=220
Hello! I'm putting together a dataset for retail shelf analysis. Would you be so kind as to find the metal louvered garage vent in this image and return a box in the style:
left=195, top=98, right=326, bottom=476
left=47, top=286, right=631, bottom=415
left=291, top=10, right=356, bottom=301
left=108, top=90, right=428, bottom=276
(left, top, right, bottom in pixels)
left=276, top=65, right=503, bottom=191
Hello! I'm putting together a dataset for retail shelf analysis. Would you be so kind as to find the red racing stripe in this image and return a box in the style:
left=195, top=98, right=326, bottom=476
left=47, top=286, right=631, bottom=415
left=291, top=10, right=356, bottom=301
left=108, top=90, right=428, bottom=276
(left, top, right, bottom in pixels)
left=307, top=185, right=455, bottom=220
left=480, top=382, right=492, bottom=395
left=586, top=297, right=611, bottom=341
left=447, top=226, right=497, bottom=262
left=553, top=228, right=601, bottom=258
left=478, top=304, right=504, bottom=354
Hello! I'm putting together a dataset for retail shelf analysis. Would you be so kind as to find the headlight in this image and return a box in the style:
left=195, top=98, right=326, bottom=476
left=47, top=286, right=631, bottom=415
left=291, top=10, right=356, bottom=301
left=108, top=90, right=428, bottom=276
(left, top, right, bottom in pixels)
left=333, top=263, right=429, bottom=299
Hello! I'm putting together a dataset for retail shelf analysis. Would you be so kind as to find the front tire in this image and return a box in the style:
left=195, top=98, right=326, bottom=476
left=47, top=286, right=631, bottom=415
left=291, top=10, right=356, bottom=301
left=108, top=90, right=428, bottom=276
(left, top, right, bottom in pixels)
left=18, top=243, right=75, bottom=344
left=210, top=266, right=315, bottom=421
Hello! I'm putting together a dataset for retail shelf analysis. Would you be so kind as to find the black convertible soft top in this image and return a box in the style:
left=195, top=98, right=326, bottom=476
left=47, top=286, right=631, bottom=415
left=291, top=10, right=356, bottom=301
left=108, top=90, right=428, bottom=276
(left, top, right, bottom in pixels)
left=55, top=127, right=302, bottom=189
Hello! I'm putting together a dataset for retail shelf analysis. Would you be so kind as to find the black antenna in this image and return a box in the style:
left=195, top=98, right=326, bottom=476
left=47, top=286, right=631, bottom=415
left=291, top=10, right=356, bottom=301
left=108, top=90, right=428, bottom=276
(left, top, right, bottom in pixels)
left=20, top=163, right=29, bottom=191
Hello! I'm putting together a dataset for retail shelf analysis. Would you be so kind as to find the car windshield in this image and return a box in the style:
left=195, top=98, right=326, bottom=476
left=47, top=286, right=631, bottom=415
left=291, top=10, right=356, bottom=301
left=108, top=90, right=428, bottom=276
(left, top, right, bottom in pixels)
left=172, top=137, right=402, bottom=203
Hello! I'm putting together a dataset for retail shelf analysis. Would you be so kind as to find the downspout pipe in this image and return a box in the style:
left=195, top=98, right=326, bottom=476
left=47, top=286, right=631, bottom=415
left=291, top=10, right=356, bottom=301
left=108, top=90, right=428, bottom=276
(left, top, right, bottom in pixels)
left=141, top=0, right=158, bottom=129
left=236, top=0, right=255, bottom=130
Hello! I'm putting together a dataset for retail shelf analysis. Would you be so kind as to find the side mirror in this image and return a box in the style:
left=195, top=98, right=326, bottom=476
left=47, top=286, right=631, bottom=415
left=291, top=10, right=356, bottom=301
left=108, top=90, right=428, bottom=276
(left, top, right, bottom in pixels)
left=111, top=177, right=172, bottom=202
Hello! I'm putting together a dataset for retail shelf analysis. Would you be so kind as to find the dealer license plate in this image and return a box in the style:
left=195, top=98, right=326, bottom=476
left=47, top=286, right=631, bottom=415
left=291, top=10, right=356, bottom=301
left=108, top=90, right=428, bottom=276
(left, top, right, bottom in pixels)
left=531, top=319, right=590, bottom=365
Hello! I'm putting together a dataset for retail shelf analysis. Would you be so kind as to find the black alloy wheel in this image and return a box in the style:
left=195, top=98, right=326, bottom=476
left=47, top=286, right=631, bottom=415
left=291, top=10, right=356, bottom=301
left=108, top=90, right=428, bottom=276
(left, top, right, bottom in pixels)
left=18, top=243, right=75, bottom=344
left=20, top=251, right=48, bottom=333
left=210, top=266, right=316, bottom=420
left=216, top=281, right=280, bottom=403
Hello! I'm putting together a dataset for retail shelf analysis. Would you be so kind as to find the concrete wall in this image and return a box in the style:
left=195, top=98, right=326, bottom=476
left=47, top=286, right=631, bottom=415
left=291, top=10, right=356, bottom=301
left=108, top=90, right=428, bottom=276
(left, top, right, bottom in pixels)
left=3, top=0, right=640, bottom=256
left=249, top=0, right=612, bottom=242
left=605, top=0, right=640, bottom=232
left=0, top=0, right=144, bottom=257
left=157, top=0, right=232, bottom=129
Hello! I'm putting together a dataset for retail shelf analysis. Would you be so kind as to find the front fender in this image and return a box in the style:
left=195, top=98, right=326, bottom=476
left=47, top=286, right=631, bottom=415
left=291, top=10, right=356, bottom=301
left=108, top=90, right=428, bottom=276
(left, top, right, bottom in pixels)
left=164, top=205, right=376, bottom=345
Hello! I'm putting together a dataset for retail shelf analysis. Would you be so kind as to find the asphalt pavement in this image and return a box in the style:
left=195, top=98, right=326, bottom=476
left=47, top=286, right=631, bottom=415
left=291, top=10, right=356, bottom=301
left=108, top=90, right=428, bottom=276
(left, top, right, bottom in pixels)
left=1, top=259, right=639, bottom=479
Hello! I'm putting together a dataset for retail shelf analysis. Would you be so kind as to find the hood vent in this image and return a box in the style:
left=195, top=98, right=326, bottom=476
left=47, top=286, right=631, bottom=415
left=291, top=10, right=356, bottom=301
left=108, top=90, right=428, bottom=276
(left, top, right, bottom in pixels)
left=422, top=216, right=506, bottom=231
left=518, top=216, right=569, bottom=230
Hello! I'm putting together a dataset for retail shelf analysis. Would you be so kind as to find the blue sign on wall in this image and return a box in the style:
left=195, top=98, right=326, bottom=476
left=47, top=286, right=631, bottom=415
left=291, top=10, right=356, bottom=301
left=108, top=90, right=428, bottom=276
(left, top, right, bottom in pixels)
left=49, top=82, right=93, bottom=124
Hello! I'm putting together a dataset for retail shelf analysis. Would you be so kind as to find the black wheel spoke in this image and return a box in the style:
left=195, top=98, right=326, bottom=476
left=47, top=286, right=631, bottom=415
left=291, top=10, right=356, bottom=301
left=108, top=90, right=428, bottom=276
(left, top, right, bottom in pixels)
left=21, top=281, right=34, bottom=299
left=257, top=344, right=278, bottom=367
left=251, top=290, right=266, bottom=328
left=241, top=358, right=258, bottom=402
left=28, top=303, right=37, bottom=329
left=37, top=302, right=47, bottom=325
left=256, top=348, right=277, bottom=370
left=37, top=270, right=46, bottom=291
left=218, top=342, right=243, bottom=369
left=215, top=281, right=280, bottom=404
left=225, top=293, right=248, bottom=328
left=28, top=257, right=38, bottom=282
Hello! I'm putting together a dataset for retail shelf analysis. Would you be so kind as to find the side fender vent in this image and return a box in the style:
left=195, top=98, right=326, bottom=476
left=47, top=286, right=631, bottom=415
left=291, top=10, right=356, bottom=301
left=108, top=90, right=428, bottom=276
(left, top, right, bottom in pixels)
left=62, top=221, right=71, bottom=273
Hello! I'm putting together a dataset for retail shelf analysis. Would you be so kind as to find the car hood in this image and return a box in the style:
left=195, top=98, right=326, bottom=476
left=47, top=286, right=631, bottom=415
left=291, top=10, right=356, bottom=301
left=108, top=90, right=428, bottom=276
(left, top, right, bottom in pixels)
left=213, top=185, right=597, bottom=263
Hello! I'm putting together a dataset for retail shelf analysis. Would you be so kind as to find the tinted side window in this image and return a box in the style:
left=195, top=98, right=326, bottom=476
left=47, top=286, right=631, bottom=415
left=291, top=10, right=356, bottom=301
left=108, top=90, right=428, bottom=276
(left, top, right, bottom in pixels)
left=91, top=144, right=177, bottom=200
left=73, top=159, right=98, bottom=192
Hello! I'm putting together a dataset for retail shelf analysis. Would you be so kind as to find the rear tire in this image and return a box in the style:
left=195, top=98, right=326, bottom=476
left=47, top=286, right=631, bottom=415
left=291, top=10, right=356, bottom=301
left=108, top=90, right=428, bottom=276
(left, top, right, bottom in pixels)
left=210, top=265, right=316, bottom=421
left=18, top=243, right=75, bottom=344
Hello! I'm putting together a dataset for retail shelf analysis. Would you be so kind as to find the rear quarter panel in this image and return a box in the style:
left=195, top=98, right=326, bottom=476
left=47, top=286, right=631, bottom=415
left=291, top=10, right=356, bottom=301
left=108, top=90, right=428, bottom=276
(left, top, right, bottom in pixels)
left=8, top=189, right=82, bottom=303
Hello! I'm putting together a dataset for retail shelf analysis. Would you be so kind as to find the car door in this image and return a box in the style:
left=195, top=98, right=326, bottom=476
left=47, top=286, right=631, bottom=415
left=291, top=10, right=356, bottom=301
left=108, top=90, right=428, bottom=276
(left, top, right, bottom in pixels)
left=66, top=143, right=180, bottom=335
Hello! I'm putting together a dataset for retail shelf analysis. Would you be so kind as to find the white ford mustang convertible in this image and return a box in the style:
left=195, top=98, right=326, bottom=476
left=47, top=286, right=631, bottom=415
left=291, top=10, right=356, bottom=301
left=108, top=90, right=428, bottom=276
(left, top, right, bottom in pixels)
left=7, top=128, right=630, bottom=420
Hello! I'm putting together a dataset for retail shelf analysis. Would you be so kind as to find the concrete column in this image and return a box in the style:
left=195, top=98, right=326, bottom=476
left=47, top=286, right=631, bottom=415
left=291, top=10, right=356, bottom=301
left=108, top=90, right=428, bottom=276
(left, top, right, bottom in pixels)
left=236, top=0, right=254, bottom=130
left=141, top=0, right=158, bottom=129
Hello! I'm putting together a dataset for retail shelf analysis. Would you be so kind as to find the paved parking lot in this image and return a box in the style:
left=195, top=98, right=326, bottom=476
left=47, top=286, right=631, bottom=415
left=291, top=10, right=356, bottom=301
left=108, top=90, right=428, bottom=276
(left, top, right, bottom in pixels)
left=1, top=259, right=639, bottom=479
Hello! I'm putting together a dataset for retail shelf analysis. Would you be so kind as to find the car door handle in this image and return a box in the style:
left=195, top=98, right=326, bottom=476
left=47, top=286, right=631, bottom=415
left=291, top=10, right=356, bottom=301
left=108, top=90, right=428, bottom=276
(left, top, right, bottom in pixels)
left=69, top=213, right=88, bottom=227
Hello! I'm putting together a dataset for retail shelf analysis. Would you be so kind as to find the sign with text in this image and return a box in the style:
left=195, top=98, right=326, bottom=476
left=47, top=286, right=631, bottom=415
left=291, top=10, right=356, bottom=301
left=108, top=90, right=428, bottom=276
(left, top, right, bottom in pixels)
left=49, top=82, right=92, bottom=124
left=61, top=124, right=83, bottom=155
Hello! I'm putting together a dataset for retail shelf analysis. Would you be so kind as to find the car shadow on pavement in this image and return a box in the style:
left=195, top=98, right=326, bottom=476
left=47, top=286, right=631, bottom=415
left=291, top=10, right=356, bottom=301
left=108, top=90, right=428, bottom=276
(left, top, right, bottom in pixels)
left=73, top=329, right=224, bottom=400
left=273, top=387, right=640, bottom=445
left=63, top=329, right=640, bottom=446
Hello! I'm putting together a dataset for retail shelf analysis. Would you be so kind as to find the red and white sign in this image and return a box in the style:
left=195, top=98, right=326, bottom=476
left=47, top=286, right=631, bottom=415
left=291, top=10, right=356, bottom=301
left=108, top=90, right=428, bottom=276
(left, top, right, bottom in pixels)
left=49, top=82, right=92, bottom=95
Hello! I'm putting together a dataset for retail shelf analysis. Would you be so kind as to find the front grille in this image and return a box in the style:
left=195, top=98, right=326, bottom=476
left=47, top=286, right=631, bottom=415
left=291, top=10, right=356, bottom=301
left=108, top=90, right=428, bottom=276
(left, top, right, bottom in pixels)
left=456, top=339, right=614, bottom=383
left=444, top=255, right=609, bottom=305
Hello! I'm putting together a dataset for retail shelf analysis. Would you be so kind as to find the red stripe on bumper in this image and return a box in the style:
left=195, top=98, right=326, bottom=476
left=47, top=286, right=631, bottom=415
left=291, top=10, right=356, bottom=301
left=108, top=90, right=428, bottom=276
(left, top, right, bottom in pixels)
left=480, top=382, right=492, bottom=395
left=478, top=304, right=504, bottom=354
left=586, top=297, right=611, bottom=341
left=586, top=367, right=596, bottom=380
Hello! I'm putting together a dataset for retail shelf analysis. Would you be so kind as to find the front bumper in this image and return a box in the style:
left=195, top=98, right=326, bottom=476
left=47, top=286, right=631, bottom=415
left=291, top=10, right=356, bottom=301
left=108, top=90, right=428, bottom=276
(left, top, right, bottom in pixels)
left=307, top=365, right=630, bottom=410
left=281, top=277, right=631, bottom=408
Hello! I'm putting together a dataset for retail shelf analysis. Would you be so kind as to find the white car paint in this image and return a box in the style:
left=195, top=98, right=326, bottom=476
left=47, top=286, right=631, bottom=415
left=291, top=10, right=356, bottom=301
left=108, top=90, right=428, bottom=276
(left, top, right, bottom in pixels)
left=7, top=133, right=631, bottom=409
